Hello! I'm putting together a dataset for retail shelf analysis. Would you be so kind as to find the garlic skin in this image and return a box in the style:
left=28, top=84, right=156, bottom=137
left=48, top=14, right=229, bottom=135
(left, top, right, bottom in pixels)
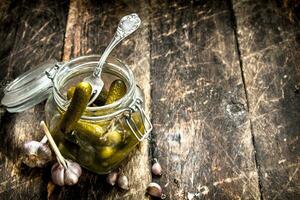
left=51, top=163, right=65, bottom=186
left=51, top=159, right=82, bottom=186
left=64, top=160, right=82, bottom=185
left=151, top=159, right=162, bottom=176
left=147, top=182, right=163, bottom=198
left=106, top=171, right=118, bottom=186
left=117, top=174, right=129, bottom=190
left=23, top=140, right=52, bottom=168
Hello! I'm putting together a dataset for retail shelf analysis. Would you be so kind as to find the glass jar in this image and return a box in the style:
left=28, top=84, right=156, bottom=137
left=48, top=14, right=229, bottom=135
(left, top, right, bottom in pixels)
left=1, top=55, right=152, bottom=174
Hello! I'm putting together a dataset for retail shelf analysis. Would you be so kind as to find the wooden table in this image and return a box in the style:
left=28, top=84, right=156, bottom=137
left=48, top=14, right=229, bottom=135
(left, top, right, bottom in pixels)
left=0, top=0, right=299, bottom=199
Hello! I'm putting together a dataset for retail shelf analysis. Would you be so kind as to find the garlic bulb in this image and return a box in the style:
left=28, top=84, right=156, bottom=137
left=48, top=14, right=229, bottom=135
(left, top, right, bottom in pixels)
left=23, top=136, right=52, bottom=168
left=51, top=159, right=82, bottom=186
left=146, top=182, right=165, bottom=199
left=40, top=121, right=82, bottom=186
left=117, top=174, right=129, bottom=190
left=151, top=158, right=162, bottom=176
left=106, top=171, right=118, bottom=186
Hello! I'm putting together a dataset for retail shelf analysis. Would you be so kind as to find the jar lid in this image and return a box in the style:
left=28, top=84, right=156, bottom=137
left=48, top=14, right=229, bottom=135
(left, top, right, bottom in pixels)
left=1, top=59, right=59, bottom=113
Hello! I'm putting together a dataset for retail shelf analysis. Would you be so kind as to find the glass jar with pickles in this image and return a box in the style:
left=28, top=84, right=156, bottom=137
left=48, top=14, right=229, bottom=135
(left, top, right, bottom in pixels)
left=1, top=55, right=152, bottom=174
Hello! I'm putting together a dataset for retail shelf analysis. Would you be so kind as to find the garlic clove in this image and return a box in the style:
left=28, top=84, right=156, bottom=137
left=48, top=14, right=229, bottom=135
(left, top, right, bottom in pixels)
left=64, top=168, right=79, bottom=185
left=51, top=163, right=65, bottom=186
left=146, top=182, right=163, bottom=198
left=151, top=159, right=162, bottom=176
left=106, top=171, right=118, bottom=186
left=117, top=174, right=129, bottom=190
left=66, top=160, right=82, bottom=177
left=37, top=144, right=52, bottom=160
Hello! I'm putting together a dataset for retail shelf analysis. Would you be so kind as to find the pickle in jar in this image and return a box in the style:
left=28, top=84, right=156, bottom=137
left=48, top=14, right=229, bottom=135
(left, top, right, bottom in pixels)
left=67, top=85, right=108, bottom=107
left=105, top=80, right=127, bottom=105
left=94, top=89, right=108, bottom=106
left=98, top=133, right=139, bottom=167
left=98, top=146, right=116, bottom=159
left=58, top=140, right=79, bottom=160
left=60, top=82, right=92, bottom=133
left=78, top=144, right=95, bottom=166
left=74, top=121, right=106, bottom=144
left=106, top=130, right=122, bottom=145
left=67, top=86, right=76, bottom=100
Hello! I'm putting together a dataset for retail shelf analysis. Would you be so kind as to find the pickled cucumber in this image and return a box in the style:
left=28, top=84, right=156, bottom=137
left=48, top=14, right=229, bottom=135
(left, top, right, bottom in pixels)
left=58, top=140, right=79, bottom=160
left=74, top=121, right=106, bottom=144
left=98, top=146, right=115, bottom=159
left=105, top=80, right=127, bottom=105
left=106, top=130, right=122, bottom=145
left=67, top=86, right=76, bottom=100
left=94, top=89, right=108, bottom=106
left=96, top=133, right=139, bottom=168
left=68, top=86, right=108, bottom=106
left=60, top=82, right=92, bottom=133
left=78, top=145, right=95, bottom=166
left=131, top=112, right=145, bottom=132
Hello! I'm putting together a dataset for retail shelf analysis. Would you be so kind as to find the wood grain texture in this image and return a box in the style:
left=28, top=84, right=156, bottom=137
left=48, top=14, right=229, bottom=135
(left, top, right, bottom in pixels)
left=149, top=0, right=260, bottom=199
left=232, top=0, right=300, bottom=199
left=0, top=0, right=68, bottom=199
left=0, top=0, right=19, bottom=129
left=53, top=0, right=151, bottom=199
left=1, top=0, right=300, bottom=199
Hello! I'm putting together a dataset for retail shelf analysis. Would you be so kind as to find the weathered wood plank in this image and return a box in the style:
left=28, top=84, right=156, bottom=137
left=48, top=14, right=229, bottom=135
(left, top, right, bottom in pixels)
left=233, top=0, right=300, bottom=199
left=0, top=0, right=20, bottom=125
left=0, top=0, right=23, bottom=95
left=150, top=0, right=260, bottom=199
left=0, top=0, right=68, bottom=199
left=53, top=0, right=151, bottom=199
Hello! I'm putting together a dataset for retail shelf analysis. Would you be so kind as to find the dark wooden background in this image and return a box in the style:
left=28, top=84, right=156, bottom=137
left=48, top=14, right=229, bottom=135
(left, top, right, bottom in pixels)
left=0, top=0, right=299, bottom=199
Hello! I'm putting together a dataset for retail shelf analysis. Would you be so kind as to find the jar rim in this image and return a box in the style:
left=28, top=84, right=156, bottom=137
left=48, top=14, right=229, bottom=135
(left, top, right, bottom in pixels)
left=52, top=55, right=136, bottom=120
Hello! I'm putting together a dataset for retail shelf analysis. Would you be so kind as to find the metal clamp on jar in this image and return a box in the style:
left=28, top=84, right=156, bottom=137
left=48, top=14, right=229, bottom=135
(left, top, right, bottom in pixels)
left=1, top=55, right=152, bottom=174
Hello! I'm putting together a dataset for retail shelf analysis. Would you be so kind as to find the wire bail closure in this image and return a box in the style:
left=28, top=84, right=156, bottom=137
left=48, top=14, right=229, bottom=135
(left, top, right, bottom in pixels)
left=45, top=62, right=64, bottom=81
left=125, top=98, right=152, bottom=141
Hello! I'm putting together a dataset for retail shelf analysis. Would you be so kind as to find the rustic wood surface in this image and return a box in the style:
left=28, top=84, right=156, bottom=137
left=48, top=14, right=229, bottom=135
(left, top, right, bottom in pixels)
left=149, top=0, right=259, bottom=199
left=0, top=0, right=299, bottom=199
left=233, top=0, right=300, bottom=199
left=0, top=0, right=68, bottom=199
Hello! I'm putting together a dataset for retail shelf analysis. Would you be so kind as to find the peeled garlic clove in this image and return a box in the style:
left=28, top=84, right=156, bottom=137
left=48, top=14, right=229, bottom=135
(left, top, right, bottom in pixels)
left=117, top=174, right=129, bottom=190
left=106, top=171, right=118, bottom=186
left=151, top=159, right=162, bottom=176
left=147, top=182, right=163, bottom=198
left=23, top=141, right=52, bottom=168
left=51, top=162, right=65, bottom=186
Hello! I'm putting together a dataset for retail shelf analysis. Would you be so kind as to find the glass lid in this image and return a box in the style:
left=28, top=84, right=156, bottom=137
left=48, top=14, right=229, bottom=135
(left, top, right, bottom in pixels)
left=1, top=59, right=59, bottom=113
